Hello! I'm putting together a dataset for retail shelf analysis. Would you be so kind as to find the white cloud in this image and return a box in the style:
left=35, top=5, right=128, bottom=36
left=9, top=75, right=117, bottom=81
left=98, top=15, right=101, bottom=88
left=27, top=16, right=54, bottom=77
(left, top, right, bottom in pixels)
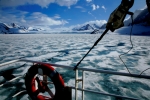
left=0, top=0, right=78, bottom=8
left=71, top=20, right=107, bottom=29
left=88, top=11, right=96, bottom=19
left=75, top=6, right=86, bottom=12
left=38, top=19, right=107, bottom=32
left=0, top=9, right=29, bottom=24
left=91, top=4, right=96, bottom=10
left=85, top=20, right=107, bottom=26
left=91, top=4, right=99, bottom=11
left=0, top=9, right=68, bottom=31
left=54, top=14, right=61, bottom=19
left=102, top=5, right=106, bottom=12
left=47, top=20, right=107, bottom=32
left=86, top=0, right=92, bottom=3
left=97, top=5, right=99, bottom=9
left=56, top=0, right=78, bottom=8
left=27, top=12, right=68, bottom=26
left=75, top=6, right=84, bottom=9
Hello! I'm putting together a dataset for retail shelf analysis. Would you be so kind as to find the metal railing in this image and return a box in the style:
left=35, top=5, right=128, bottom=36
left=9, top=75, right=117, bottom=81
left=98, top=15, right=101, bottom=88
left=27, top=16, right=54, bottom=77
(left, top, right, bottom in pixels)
left=1, top=59, right=150, bottom=100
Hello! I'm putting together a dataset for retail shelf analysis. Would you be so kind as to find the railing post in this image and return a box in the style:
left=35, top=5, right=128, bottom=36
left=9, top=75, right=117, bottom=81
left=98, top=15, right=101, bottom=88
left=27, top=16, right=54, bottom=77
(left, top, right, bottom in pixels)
left=82, top=71, right=85, bottom=100
left=75, top=69, right=78, bottom=100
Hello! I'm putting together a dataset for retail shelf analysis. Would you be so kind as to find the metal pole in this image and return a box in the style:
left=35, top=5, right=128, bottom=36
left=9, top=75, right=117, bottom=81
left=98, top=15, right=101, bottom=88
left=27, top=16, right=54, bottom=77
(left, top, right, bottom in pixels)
left=75, top=69, right=78, bottom=100
left=82, top=71, right=85, bottom=100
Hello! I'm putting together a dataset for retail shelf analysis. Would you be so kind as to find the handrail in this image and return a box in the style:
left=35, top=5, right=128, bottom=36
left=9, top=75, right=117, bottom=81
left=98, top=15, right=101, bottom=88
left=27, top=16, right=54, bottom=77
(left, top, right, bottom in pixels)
left=1, top=59, right=150, bottom=79
left=0, top=59, right=149, bottom=100
left=71, top=87, right=138, bottom=100
left=0, top=59, right=21, bottom=67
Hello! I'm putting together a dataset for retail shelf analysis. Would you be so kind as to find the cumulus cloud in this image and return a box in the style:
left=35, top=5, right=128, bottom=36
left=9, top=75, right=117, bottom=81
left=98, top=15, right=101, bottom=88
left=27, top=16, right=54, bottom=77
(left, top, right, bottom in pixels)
left=0, top=9, right=68, bottom=30
left=27, top=12, right=68, bottom=26
left=91, top=4, right=99, bottom=11
left=0, top=0, right=78, bottom=8
left=86, top=0, right=92, bottom=3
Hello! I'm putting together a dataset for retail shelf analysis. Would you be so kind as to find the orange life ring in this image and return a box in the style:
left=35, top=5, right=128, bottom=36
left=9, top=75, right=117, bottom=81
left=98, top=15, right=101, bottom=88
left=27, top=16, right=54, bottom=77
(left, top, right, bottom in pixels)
left=25, top=64, right=65, bottom=100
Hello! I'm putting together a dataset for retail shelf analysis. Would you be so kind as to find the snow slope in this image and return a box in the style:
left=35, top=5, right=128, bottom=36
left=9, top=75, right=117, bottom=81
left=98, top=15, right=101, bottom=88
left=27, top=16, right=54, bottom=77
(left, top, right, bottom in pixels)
left=115, top=25, right=150, bottom=35
left=115, top=7, right=150, bottom=35
left=124, top=8, right=150, bottom=26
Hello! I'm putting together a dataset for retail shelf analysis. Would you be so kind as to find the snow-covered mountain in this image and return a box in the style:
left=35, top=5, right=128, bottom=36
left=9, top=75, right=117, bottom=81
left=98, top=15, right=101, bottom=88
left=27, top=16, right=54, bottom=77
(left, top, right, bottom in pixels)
left=93, top=24, right=101, bottom=29
left=76, top=24, right=94, bottom=31
left=100, top=23, right=106, bottom=29
left=72, top=24, right=93, bottom=31
left=115, top=7, right=150, bottom=35
left=124, top=8, right=150, bottom=26
left=0, top=23, right=28, bottom=34
left=10, top=23, right=28, bottom=30
left=0, top=23, right=45, bottom=34
left=72, top=23, right=102, bottom=31
left=0, top=23, right=9, bottom=34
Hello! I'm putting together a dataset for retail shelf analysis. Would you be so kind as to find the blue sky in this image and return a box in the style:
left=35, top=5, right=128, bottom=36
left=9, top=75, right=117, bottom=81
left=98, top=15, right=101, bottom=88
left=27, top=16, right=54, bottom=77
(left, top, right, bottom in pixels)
left=0, top=0, right=146, bottom=31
